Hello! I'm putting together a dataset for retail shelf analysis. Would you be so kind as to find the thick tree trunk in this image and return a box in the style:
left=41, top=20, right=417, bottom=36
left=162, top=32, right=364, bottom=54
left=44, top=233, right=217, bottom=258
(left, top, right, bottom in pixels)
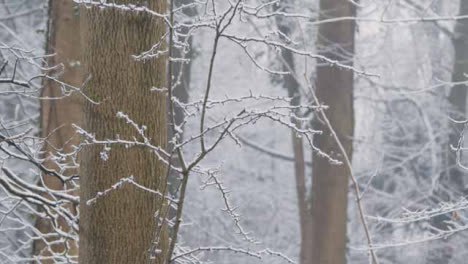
left=79, top=1, right=168, bottom=263
left=34, top=0, right=81, bottom=261
left=310, top=1, right=356, bottom=264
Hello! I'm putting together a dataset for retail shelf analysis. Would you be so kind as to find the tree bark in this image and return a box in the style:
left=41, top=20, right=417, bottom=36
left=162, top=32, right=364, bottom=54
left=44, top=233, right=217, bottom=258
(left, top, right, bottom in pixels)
left=310, top=1, right=356, bottom=264
left=34, top=0, right=82, bottom=261
left=79, top=0, right=168, bottom=263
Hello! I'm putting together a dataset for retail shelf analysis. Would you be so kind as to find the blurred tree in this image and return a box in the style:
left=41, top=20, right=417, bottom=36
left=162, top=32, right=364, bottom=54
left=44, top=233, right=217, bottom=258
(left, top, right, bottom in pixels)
left=34, top=0, right=81, bottom=261
left=447, top=0, right=468, bottom=195
left=430, top=0, right=468, bottom=263
left=273, top=6, right=310, bottom=263
left=167, top=0, right=196, bottom=207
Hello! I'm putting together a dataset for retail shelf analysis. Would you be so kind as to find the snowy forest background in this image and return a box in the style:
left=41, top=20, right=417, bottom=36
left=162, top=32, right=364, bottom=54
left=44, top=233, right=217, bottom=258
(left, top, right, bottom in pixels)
left=1, top=0, right=468, bottom=263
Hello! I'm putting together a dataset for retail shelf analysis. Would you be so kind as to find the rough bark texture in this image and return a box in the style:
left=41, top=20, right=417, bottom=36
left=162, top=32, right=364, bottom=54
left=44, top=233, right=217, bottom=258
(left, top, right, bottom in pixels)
left=34, top=0, right=82, bottom=261
left=79, top=0, right=168, bottom=263
left=310, top=1, right=355, bottom=264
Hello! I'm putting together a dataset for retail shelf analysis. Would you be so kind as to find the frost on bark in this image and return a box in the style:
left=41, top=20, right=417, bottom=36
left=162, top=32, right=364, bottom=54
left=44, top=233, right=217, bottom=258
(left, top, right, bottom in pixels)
left=79, top=0, right=168, bottom=263
left=34, top=0, right=82, bottom=261
left=310, top=0, right=356, bottom=264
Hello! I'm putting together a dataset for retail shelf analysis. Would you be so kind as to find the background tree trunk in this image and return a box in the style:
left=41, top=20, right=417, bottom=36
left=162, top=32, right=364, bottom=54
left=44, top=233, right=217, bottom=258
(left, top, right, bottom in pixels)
left=34, top=0, right=81, bottom=261
left=274, top=11, right=311, bottom=264
left=79, top=0, right=168, bottom=263
left=446, top=0, right=468, bottom=193
left=429, top=0, right=468, bottom=263
left=167, top=0, right=195, bottom=203
left=310, top=1, right=356, bottom=264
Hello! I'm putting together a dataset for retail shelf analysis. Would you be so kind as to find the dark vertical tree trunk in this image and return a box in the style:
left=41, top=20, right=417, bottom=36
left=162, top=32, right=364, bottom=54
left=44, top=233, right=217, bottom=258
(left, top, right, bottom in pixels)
left=171, top=0, right=194, bottom=129
left=167, top=0, right=195, bottom=199
left=430, top=1, right=468, bottom=263
left=34, top=0, right=82, bottom=261
left=310, top=1, right=356, bottom=264
left=274, top=12, right=311, bottom=264
left=447, top=0, right=468, bottom=190
left=79, top=0, right=168, bottom=263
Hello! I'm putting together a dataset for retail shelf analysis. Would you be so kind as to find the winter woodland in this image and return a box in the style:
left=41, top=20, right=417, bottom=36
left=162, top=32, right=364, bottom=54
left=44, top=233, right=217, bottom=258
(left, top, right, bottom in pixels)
left=1, top=0, right=468, bottom=264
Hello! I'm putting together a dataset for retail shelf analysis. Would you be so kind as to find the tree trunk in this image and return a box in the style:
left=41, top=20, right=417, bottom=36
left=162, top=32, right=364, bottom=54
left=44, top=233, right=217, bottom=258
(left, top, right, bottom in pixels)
left=167, top=0, right=195, bottom=201
left=310, top=1, right=356, bottom=264
left=79, top=0, right=168, bottom=263
left=274, top=12, right=312, bottom=264
left=434, top=0, right=468, bottom=234
left=34, top=0, right=82, bottom=261
left=430, top=1, right=468, bottom=263
left=447, top=0, right=468, bottom=192
left=282, top=42, right=312, bottom=264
